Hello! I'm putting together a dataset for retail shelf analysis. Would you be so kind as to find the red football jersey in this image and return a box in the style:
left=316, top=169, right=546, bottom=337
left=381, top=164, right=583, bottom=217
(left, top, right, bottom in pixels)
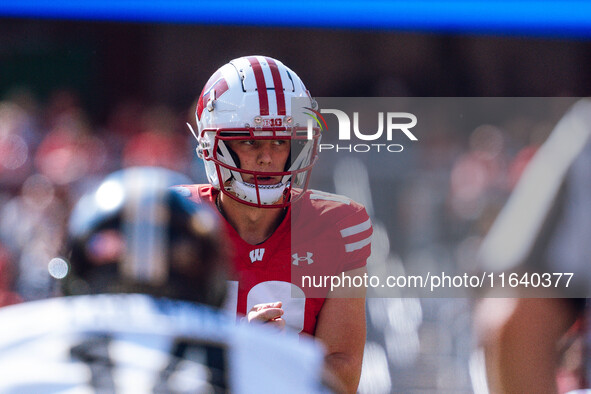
left=178, top=185, right=372, bottom=336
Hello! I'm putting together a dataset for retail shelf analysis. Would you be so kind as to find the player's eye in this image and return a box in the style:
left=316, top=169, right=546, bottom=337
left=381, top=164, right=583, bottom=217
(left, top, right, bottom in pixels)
left=242, top=140, right=255, bottom=146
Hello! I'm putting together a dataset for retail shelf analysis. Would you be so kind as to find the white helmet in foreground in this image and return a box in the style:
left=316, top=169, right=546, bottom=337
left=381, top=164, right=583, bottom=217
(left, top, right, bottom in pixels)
left=190, top=55, right=321, bottom=208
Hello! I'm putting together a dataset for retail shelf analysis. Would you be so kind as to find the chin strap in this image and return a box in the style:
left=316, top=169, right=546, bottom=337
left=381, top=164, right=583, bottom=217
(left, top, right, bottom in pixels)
left=229, top=179, right=287, bottom=205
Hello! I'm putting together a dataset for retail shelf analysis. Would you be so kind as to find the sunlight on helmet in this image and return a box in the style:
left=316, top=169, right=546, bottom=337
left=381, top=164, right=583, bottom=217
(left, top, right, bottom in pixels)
left=95, top=179, right=125, bottom=211
left=48, top=257, right=69, bottom=279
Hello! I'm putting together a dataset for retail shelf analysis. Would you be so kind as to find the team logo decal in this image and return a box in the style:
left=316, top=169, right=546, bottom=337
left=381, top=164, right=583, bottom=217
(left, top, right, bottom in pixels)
left=249, top=248, right=265, bottom=263
left=197, top=70, right=229, bottom=118
left=292, top=252, right=314, bottom=266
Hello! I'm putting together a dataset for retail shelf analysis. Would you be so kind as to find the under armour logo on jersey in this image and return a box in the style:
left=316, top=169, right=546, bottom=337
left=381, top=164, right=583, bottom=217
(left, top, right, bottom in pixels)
left=249, top=248, right=265, bottom=263
left=292, top=252, right=314, bottom=266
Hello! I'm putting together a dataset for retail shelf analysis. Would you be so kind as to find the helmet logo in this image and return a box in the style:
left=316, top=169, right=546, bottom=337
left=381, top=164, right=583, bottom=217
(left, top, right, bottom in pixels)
left=196, top=70, right=229, bottom=119
left=254, top=115, right=284, bottom=127
left=259, top=118, right=284, bottom=127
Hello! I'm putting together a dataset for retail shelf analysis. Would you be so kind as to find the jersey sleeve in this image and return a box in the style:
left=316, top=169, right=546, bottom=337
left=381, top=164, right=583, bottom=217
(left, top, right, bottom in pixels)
left=299, top=190, right=373, bottom=274
left=334, top=202, right=373, bottom=272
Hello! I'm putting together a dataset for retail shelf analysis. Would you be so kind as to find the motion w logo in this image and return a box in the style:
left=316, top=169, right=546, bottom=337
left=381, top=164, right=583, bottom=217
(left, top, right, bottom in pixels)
left=292, top=252, right=314, bottom=266
left=249, top=248, right=265, bottom=263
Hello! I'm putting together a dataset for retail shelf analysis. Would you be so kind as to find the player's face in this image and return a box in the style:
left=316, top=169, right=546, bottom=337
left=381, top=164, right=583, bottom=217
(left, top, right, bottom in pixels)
left=226, top=139, right=290, bottom=185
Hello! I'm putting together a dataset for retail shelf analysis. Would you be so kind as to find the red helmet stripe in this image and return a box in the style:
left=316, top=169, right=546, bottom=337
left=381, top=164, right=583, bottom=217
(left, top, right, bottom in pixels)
left=266, top=57, right=286, bottom=116
left=247, top=56, right=269, bottom=116
left=196, top=70, right=229, bottom=119
left=214, top=79, right=229, bottom=99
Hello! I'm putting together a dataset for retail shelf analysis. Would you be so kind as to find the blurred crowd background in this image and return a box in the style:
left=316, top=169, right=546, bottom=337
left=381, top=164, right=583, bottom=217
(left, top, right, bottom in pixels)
left=1, top=13, right=590, bottom=393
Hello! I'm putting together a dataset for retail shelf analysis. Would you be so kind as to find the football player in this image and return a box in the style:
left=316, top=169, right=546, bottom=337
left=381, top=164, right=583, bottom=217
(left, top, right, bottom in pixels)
left=179, top=55, right=372, bottom=392
left=475, top=99, right=591, bottom=393
left=0, top=166, right=325, bottom=392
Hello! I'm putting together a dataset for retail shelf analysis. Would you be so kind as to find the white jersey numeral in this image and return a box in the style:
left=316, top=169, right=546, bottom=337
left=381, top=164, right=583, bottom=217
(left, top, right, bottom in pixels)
left=224, top=280, right=306, bottom=333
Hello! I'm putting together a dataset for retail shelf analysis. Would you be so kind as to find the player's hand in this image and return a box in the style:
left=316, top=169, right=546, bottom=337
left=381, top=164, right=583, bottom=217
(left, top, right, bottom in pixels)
left=247, top=301, right=286, bottom=331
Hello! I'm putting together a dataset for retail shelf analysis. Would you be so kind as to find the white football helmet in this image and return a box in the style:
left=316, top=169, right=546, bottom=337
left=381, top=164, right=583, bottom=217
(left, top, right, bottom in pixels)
left=189, top=55, right=321, bottom=208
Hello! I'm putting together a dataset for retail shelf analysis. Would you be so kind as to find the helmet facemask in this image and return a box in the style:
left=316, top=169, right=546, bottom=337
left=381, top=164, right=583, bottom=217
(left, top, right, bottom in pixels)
left=195, top=126, right=320, bottom=208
